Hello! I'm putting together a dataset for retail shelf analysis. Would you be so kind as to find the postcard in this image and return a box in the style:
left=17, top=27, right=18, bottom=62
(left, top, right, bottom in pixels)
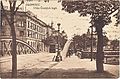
left=0, top=0, right=119, bottom=78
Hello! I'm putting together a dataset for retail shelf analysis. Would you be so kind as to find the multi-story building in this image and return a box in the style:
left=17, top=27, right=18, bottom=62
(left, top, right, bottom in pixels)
left=0, top=10, right=53, bottom=55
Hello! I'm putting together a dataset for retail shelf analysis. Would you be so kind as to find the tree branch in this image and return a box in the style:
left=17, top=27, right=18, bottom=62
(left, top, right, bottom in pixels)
left=1, top=1, right=11, bottom=26
left=14, top=1, right=24, bottom=14
left=108, top=7, right=119, bottom=15
left=13, top=1, right=17, bottom=11
left=9, top=0, right=12, bottom=10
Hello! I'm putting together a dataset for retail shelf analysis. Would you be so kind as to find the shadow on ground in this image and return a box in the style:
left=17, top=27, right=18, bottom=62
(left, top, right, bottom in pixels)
left=1, top=68, right=118, bottom=78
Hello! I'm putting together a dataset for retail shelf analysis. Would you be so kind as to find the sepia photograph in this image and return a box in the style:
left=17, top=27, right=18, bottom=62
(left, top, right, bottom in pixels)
left=0, top=0, right=120, bottom=78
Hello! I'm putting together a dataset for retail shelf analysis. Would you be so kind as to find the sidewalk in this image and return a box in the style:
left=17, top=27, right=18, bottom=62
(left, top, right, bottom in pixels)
left=38, top=55, right=119, bottom=78
left=0, top=52, right=58, bottom=78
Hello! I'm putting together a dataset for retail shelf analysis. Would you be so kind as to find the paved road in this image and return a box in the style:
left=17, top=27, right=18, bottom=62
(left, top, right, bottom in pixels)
left=0, top=39, right=72, bottom=78
left=0, top=53, right=119, bottom=78
left=38, top=55, right=119, bottom=78
left=0, top=53, right=58, bottom=78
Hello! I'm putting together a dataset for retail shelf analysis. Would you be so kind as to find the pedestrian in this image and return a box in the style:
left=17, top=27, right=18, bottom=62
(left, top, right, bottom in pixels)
left=52, top=55, right=55, bottom=61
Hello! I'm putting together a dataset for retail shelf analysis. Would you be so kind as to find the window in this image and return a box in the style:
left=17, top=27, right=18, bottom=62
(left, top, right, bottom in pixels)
left=37, top=34, right=38, bottom=39
left=33, top=32, right=36, bottom=38
left=40, top=35, right=42, bottom=40
left=33, top=24, right=36, bottom=30
left=43, top=29, right=45, bottom=34
left=28, top=21, right=30, bottom=28
left=30, top=23, right=33, bottom=29
left=17, top=21, right=21, bottom=27
left=28, top=41, right=29, bottom=45
left=39, top=27, right=41, bottom=32
left=28, top=30, right=29, bottom=37
left=21, top=21, right=24, bottom=27
left=31, top=42, right=32, bottom=46
left=37, top=26, right=39, bottom=31
left=34, top=25, right=36, bottom=30
left=28, top=30, right=32, bottom=37
left=19, top=31, right=24, bottom=37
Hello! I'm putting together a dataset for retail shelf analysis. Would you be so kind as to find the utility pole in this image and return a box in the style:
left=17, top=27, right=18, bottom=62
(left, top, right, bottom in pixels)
left=90, top=26, right=93, bottom=61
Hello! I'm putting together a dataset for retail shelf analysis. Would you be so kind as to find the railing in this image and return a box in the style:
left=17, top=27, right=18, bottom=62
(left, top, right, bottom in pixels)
left=0, top=37, right=38, bottom=56
left=104, top=50, right=119, bottom=64
left=81, top=51, right=96, bottom=59
left=81, top=50, right=119, bottom=64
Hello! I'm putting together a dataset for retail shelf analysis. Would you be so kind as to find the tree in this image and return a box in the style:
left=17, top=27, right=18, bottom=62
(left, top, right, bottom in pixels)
left=42, top=35, right=56, bottom=46
left=1, top=0, right=24, bottom=77
left=42, top=33, right=67, bottom=50
left=73, top=34, right=88, bottom=50
left=111, top=39, right=119, bottom=50
left=73, top=34, right=96, bottom=50
left=62, top=0, right=119, bottom=72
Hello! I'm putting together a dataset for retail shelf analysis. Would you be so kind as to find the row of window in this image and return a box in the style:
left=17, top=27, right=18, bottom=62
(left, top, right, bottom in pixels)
left=16, top=21, right=24, bottom=27
left=28, top=21, right=45, bottom=34
left=27, top=41, right=44, bottom=51
left=27, top=30, right=45, bottom=39
left=2, top=19, right=24, bottom=27
left=28, top=41, right=37, bottom=48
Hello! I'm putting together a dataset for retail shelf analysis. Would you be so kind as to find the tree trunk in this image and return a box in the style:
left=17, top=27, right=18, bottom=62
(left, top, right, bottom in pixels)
left=10, top=13, right=17, bottom=78
left=96, top=27, right=104, bottom=73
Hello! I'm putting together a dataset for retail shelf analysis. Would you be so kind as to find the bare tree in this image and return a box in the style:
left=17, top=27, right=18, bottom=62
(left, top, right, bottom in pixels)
left=1, top=0, right=24, bottom=77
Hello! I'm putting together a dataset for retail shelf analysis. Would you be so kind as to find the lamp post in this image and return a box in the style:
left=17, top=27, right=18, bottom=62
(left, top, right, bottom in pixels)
left=55, top=23, right=62, bottom=62
left=90, top=26, right=93, bottom=61
left=73, top=34, right=76, bottom=54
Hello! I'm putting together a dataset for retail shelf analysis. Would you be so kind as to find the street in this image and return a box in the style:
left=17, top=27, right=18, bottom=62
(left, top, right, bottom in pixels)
left=0, top=53, right=58, bottom=78
left=0, top=53, right=119, bottom=78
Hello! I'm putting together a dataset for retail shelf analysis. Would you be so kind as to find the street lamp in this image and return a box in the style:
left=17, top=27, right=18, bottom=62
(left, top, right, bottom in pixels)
left=90, top=26, right=93, bottom=61
left=89, top=26, right=97, bottom=61
left=54, top=23, right=62, bottom=62
left=73, top=34, right=77, bottom=54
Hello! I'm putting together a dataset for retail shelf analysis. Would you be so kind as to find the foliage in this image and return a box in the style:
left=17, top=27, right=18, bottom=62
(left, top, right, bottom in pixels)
left=73, top=34, right=109, bottom=49
left=42, top=35, right=56, bottom=46
left=73, top=34, right=96, bottom=50
left=43, top=35, right=67, bottom=49
left=61, top=0, right=119, bottom=72
left=110, top=39, right=119, bottom=50
left=62, top=0, right=120, bottom=27
left=103, top=35, right=109, bottom=46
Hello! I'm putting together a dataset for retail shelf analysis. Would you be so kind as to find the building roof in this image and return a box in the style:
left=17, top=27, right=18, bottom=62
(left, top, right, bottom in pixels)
left=2, top=10, right=54, bottom=29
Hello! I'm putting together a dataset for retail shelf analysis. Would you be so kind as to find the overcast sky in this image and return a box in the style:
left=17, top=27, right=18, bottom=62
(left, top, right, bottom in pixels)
left=2, top=0, right=120, bottom=40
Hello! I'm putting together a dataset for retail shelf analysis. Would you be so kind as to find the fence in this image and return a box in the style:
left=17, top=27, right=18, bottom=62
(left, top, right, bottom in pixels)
left=81, top=50, right=119, bottom=64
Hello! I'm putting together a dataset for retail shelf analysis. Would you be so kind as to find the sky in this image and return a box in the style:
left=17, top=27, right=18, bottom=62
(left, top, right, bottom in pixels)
left=2, top=0, right=120, bottom=40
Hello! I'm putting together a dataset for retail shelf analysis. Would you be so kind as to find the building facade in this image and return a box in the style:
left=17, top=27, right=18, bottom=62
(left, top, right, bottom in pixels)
left=0, top=10, right=52, bottom=55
